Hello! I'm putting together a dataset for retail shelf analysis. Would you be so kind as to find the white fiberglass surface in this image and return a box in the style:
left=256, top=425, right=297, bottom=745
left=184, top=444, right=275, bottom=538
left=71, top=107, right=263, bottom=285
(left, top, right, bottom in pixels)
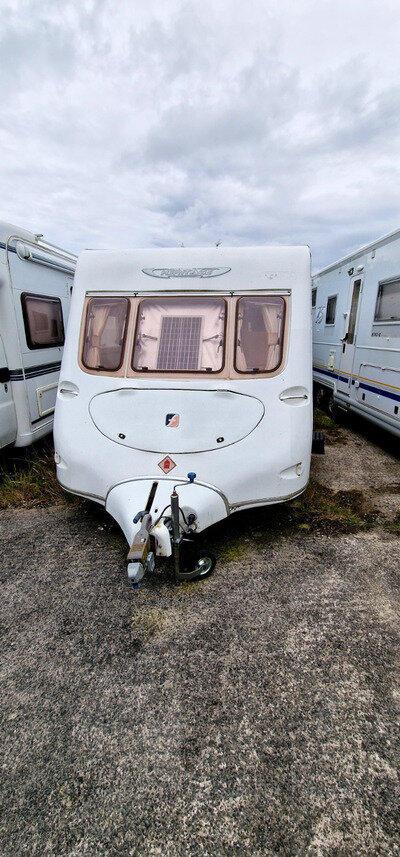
left=132, top=297, right=226, bottom=373
left=88, top=388, right=265, bottom=453
left=235, top=296, right=285, bottom=372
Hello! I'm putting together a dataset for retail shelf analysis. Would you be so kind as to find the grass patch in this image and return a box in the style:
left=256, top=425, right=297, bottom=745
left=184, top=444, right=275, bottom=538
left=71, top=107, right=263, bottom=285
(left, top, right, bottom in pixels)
left=383, top=514, right=400, bottom=536
left=313, top=407, right=347, bottom=444
left=313, top=408, right=337, bottom=431
left=209, top=477, right=376, bottom=554
left=0, top=439, right=75, bottom=509
left=289, top=478, right=375, bottom=534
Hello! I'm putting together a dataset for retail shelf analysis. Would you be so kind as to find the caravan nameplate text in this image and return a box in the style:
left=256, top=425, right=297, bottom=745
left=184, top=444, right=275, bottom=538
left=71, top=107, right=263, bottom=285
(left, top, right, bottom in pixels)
left=142, top=267, right=231, bottom=279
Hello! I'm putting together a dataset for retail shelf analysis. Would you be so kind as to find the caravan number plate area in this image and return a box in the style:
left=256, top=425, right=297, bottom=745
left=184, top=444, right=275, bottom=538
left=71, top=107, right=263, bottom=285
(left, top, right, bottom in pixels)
left=88, top=387, right=265, bottom=453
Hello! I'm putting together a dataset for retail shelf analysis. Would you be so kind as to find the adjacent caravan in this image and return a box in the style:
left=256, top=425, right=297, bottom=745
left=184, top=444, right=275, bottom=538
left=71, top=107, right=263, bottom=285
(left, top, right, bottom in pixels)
left=0, top=221, right=77, bottom=448
left=54, top=246, right=313, bottom=585
left=312, top=228, right=400, bottom=437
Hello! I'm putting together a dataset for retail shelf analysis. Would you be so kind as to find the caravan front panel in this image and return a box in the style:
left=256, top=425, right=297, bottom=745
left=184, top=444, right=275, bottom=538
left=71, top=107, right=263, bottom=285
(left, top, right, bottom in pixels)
left=55, top=246, right=313, bottom=580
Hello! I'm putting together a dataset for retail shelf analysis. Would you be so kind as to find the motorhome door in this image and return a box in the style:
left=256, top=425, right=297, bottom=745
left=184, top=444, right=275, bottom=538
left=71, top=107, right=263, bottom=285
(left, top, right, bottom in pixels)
left=337, top=276, right=362, bottom=394
left=0, top=335, right=17, bottom=447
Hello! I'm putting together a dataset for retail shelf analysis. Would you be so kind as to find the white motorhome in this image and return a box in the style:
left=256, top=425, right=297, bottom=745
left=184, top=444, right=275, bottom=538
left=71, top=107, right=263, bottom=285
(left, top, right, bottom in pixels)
left=312, top=229, right=400, bottom=438
left=54, top=246, right=313, bottom=584
left=0, top=221, right=76, bottom=448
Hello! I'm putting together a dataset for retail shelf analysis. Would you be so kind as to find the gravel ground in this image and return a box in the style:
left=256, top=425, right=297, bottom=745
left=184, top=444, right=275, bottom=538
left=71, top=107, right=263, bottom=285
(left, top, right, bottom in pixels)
left=1, top=419, right=399, bottom=856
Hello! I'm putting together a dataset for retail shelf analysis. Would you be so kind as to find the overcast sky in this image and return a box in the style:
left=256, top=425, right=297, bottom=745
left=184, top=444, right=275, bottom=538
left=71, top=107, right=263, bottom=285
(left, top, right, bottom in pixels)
left=1, top=0, right=400, bottom=270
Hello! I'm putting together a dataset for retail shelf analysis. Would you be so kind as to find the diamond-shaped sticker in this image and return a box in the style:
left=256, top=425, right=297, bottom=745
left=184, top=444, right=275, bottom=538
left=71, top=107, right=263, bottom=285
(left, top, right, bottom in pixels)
left=158, top=455, right=176, bottom=474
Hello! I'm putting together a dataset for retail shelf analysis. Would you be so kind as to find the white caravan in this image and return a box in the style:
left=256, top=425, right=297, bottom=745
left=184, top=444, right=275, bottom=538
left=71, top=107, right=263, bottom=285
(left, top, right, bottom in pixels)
left=0, top=221, right=76, bottom=448
left=54, top=246, right=313, bottom=584
left=312, top=228, right=400, bottom=438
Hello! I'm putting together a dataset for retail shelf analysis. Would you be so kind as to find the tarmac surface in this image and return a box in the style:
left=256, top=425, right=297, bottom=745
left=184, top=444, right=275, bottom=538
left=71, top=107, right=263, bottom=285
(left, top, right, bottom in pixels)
left=1, top=417, right=399, bottom=856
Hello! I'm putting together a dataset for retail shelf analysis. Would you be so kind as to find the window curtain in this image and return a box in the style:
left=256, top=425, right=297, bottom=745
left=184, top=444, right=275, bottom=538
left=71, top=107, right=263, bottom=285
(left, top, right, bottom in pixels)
left=261, top=303, right=282, bottom=370
left=85, top=304, right=111, bottom=368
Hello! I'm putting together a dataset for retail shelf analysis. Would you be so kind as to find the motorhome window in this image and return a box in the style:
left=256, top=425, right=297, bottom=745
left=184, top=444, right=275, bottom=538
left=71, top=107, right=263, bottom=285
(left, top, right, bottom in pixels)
left=21, top=293, right=64, bottom=349
left=325, top=295, right=337, bottom=325
left=235, top=296, right=286, bottom=373
left=374, top=279, right=400, bottom=321
left=347, top=279, right=361, bottom=344
left=132, top=297, right=226, bottom=373
left=312, top=288, right=317, bottom=307
left=82, top=298, right=130, bottom=371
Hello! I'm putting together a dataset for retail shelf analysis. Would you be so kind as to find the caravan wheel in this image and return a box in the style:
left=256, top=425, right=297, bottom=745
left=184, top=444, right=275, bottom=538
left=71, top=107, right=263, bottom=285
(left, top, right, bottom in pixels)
left=327, top=392, right=339, bottom=418
left=189, top=549, right=216, bottom=580
left=314, top=385, right=327, bottom=409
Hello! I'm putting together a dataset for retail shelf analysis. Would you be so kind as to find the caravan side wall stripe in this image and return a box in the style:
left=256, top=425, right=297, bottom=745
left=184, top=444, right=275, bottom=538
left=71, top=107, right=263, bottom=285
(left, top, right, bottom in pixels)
left=313, top=363, right=400, bottom=403
left=312, top=364, right=349, bottom=384
left=10, top=360, right=62, bottom=381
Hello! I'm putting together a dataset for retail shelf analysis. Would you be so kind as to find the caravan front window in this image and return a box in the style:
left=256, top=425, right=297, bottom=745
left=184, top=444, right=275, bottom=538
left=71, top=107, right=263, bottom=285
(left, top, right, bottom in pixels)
left=132, top=297, right=226, bottom=373
left=235, top=296, right=286, bottom=373
left=82, top=297, right=130, bottom=371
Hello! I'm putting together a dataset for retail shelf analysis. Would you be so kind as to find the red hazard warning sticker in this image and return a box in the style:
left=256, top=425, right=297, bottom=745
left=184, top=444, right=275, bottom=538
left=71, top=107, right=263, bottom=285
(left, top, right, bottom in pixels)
left=158, top=455, right=176, bottom=474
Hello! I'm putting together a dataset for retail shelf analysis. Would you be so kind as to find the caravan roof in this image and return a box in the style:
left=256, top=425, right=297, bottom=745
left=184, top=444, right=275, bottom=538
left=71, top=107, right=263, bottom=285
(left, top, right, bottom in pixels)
left=74, top=245, right=310, bottom=294
left=315, top=226, right=400, bottom=277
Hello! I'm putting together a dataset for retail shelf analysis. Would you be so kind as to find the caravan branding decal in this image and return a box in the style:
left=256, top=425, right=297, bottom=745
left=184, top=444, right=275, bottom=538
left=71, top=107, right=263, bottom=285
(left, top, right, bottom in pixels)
left=165, top=413, right=180, bottom=427
left=142, top=267, right=231, bottom=279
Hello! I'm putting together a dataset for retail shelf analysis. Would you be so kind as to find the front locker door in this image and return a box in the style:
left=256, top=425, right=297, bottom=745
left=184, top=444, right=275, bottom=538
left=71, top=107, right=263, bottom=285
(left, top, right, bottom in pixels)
left=337, top=277, right=362, bottom=395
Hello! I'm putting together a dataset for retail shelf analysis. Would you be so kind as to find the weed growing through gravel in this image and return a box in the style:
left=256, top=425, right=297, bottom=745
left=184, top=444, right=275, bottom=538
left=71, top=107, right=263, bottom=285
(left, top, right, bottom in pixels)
left=384, top=514, right=400, bottom=535
left=290, top=478, right=376, bottom=533
left=313, top=408, right=337, bottom=431
left=313, top=407, right=347, bottom=444
left=0, top=439, right=75, bottom=508
left=210, top=478, right=376, bottom=562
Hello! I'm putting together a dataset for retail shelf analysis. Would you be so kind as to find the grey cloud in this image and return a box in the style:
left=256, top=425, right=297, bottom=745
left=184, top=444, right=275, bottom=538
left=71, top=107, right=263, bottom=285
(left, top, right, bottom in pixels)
left=1, top=0, right=400, bottom=271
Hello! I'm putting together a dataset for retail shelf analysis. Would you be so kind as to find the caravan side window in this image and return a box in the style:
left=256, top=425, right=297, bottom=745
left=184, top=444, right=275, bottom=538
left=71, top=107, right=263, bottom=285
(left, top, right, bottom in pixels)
left=312, top=287, right=317, bottom=308
left=374, top=279, right=400, bottom=321
left=82, top=297, right=130, bottom=371
left=21, top=293, right=65, bottom=349
left=131, top=297, right=226, bottom=373
left=235, top=296, right=286, bottom=374
left=325, top=295, right=337, bottom=325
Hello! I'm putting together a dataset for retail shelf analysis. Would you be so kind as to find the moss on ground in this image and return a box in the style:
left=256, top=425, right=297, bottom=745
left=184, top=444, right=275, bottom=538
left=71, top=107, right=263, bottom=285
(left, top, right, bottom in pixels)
left=131, top=608, right=166, bottom=639
left=289, top=479, right=375, bottom=533
left=210, top=478, right=377, bottom=563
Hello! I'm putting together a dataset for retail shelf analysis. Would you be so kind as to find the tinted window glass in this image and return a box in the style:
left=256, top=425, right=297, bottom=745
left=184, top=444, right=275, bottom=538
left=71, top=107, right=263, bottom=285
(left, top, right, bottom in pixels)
left=235, top=296, right=286, bottom=373
left=347, top=279, right=361, bottom=344
left=325, top=295, right=337, bottom=325
left=312, top=288, right=317, bottom=308
left=374, top=280, right=400, bottom=321
left=82, top=298, right=130, bottom=371
left=21, top=293, right=64, bottom=349
left=132, top=297, right=226, bottom=373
